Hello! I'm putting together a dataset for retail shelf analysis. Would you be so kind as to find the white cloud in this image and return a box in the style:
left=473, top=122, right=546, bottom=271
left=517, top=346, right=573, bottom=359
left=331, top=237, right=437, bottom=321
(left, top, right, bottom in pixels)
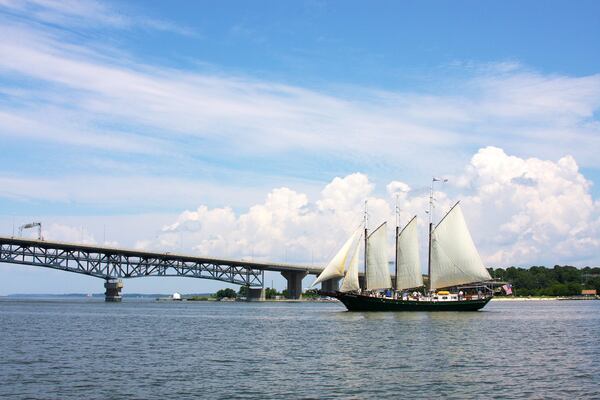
left=15, top=220, right=97, bottom=245
left=386, top=181, right=411, bottom=197
left=139, top=148, right=600, bottom=268
left=137, top=174, right=374, bottom=263
left=42, top=223, right=97, bottom=245
left=457, top=147, right=600, bottom=266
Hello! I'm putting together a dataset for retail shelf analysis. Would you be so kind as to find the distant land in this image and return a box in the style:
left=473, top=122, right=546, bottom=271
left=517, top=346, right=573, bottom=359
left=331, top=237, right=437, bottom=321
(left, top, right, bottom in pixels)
left=2, top=293, right=213, bottom=298
left=2, top=266, right=598, bottom=299
left=489, top=265, right=599, bottom=296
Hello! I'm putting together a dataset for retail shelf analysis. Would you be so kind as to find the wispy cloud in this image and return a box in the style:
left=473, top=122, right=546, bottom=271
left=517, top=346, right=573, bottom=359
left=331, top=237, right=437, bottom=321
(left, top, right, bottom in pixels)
left=0, top=0, right=197, bottom=36
left=0, top=13, right=598, bottom=175
left=0, top=174, right=281, bottom=210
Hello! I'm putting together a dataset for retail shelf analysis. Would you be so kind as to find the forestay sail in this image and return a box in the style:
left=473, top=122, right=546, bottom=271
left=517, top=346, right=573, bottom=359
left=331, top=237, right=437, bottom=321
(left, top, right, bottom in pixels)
left=396, top=216, right=423, bottom=290
left=366, top=222, right=392, bottom=290
left=340, top=233, right=362, bottom=292
left=313, top=229, right=360, bottom=287
left=430, top=202, right=492, bottom=290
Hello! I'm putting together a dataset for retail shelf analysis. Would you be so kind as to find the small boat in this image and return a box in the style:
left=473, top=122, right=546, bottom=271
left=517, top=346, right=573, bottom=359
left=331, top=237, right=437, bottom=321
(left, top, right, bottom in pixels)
left=314, top=183, right=493, bottom=312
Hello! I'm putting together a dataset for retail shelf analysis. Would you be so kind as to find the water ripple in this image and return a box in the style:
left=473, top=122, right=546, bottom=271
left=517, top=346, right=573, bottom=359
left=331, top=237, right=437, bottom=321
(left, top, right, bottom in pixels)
left=1, top=299, right=599, bottom=399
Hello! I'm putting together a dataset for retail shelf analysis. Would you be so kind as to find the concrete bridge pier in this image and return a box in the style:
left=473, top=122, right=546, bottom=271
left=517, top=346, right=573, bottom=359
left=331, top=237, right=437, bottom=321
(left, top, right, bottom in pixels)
left=281, top=271, right=307, bottom=299
left=322, top=278, right=340, bottom=292
left=246, top=287, right=266, bottom=301
left=104, top=279, right=123, bottom=302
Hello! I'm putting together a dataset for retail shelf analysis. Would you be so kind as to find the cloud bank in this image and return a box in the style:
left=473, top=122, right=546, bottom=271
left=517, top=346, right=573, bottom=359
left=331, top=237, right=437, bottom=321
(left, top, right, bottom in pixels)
left=130, top=147, right=599, bottom=268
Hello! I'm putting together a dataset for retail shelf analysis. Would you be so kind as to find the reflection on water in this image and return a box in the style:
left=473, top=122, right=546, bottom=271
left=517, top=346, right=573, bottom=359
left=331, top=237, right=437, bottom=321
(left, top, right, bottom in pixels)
left=0, top=299, right=598, bottom=399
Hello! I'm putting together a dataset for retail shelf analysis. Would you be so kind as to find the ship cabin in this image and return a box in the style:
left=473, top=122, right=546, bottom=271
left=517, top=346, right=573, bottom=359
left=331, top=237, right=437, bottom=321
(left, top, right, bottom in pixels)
left=432, top=290, right=458, bottom=302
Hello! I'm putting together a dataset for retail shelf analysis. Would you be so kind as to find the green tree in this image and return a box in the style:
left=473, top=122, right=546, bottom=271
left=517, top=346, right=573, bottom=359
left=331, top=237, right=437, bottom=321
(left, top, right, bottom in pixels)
left=566, top=282, right=582, bottom=295
left=265, top=288, right=279, bottom=299
left=487, top=265, right=589, bottom=297
left=238, top=285, right=249, bottom=297
left=303, top=289, right=320, bottom=299
left=586, top=277, right=600, bottom=292
left=215, top=288, right=237, bottom=299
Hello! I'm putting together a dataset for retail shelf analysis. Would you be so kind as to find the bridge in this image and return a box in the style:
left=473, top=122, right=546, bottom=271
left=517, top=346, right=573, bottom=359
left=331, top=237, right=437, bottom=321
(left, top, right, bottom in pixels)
left=0, top=236, right=341, bottom=301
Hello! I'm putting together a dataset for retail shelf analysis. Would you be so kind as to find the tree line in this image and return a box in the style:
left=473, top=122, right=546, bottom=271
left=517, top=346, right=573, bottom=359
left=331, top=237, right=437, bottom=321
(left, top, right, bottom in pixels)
left=216, top=286, right=291, bottom=299
left=214, top=265, right=600, bottom=299
left=488, top=265, right=600, bottom=296
left=220, top=286, right=320, bottom=300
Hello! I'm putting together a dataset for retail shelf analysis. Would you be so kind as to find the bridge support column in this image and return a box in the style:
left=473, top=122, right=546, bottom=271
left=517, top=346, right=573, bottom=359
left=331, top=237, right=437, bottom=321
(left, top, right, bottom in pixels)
left=246, top=287, right=266, bottom=301
left=281, top=271, right=307, bottom=299
left=104, top=279, right=123, bottom=302
left=322, top=278, right=340, bottom=292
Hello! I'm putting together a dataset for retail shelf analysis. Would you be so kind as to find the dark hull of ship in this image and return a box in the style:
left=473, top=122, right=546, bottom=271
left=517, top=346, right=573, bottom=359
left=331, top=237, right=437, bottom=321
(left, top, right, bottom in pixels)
left=319, top=291, right=492, bottom=311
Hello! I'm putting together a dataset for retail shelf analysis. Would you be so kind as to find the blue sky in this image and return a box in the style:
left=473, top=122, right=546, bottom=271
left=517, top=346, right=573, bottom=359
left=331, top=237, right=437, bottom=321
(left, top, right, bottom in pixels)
left=120, top=1, right=600, bottom=77
left=1, top=0, right=599, bottom=294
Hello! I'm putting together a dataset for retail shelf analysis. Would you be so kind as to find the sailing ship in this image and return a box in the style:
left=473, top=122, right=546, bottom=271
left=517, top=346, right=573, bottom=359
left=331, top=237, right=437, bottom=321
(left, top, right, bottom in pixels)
left=314, top=200, right=493, bottom=311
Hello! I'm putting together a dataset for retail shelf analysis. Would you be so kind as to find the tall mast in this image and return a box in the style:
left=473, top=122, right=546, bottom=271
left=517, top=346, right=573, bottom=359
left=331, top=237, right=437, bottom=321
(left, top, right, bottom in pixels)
left=364, top=200, right=368, bottom=291
left=428, top=221, right=433, bottom=293
left=394, top=194, right=399, bottom=291
left=428, top=181, right=433, bottom=293
left=428, top=177, right=447, bottom=293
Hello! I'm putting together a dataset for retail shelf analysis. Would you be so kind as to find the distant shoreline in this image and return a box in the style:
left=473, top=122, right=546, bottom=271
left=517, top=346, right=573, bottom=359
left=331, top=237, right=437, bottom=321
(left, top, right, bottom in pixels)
left=492, top=296, right=598, bottom=301
left=3, top=295, right=597, bottom=302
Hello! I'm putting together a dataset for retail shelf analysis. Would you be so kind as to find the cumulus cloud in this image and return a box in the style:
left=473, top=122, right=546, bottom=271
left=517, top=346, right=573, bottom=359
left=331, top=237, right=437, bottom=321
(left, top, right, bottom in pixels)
left=138, top=148, right=600, bottom=268
left=457, top=147, right=600, bottom=266
left=10, top=148, right=597, bottom=269
left=386, top=181, right=411, bottom=197
left=138, top=176, right=370, bottom=263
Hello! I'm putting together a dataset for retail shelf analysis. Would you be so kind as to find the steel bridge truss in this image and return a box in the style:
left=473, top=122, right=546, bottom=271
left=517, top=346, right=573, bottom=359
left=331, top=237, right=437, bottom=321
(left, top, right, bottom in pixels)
left=0, top=240, right=264, bottom=287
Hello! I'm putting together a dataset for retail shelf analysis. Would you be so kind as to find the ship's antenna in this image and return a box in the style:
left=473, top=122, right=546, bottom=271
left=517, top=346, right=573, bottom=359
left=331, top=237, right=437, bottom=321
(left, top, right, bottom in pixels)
left=364, top=199, right=368, bottom=230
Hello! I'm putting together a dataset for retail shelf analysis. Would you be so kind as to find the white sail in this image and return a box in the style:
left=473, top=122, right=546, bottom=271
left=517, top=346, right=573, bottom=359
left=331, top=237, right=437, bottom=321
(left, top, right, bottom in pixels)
left=313, top=230, right=360, bottom=287
left=396, top=216, right=423, bottom=290
left=430, top=202, right=492, bottom=290
left=340, top=234, right=362, bottom=292
left=366, top=222, right=392, bottom=290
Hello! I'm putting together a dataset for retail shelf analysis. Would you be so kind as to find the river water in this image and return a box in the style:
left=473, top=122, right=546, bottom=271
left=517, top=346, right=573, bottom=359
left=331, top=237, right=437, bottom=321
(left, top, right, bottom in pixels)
left=1, top=298, right=599, bottom=399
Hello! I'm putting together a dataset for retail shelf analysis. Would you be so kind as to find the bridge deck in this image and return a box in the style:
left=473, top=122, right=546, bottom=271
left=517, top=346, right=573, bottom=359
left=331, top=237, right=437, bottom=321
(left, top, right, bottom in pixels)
left=0, top=236, right=323, bottom=274
left=0, top=235, right=331, bottom=288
